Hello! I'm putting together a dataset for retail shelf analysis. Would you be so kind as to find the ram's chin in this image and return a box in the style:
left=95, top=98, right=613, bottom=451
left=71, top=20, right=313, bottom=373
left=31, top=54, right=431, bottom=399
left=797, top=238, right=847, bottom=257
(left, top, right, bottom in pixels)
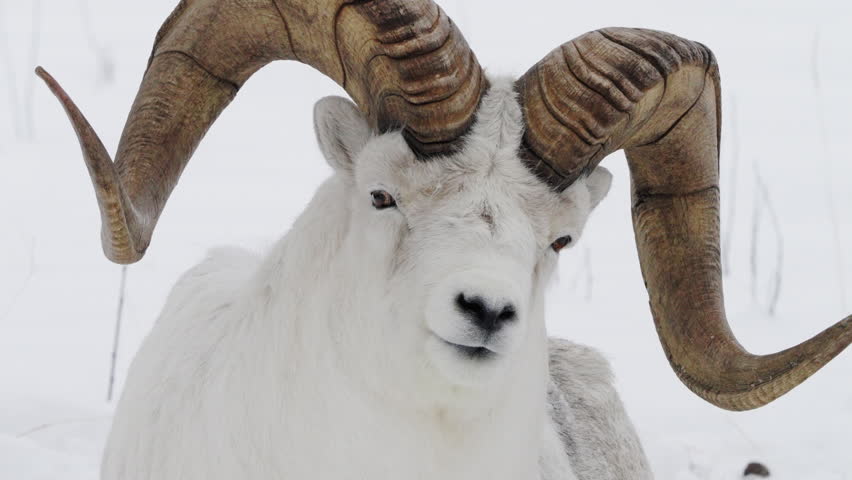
left=425, top=335, right=504, bottom=387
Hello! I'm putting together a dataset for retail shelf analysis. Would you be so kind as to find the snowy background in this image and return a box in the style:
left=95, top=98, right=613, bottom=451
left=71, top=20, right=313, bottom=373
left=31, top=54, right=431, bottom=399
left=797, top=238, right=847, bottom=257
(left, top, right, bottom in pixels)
left=1, top=0, right=851, bottom=478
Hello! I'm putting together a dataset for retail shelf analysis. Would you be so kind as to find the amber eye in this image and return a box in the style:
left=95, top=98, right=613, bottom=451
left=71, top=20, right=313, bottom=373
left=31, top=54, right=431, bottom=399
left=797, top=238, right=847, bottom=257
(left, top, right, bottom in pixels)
left=370, top=190, right=396, bottom=210
left=551, top=235, right=573, bottom=253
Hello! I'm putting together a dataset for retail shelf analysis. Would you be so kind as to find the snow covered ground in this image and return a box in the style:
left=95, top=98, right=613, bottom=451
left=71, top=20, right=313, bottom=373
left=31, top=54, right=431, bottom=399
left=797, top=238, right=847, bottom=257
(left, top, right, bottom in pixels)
left=1, top=0, right=850, bottom=478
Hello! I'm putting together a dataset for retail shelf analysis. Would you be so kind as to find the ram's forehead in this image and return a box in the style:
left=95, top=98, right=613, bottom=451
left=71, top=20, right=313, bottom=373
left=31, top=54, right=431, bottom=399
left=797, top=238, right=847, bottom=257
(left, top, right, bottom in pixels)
left=358, top=133, right=571, bottom=222
left=368, top=139, right=527, bottom=187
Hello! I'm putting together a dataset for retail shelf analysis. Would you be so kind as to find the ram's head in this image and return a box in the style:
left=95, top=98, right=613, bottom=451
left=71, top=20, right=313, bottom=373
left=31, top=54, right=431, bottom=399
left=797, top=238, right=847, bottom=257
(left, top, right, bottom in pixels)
left=37, top=0, right=850, bottom=410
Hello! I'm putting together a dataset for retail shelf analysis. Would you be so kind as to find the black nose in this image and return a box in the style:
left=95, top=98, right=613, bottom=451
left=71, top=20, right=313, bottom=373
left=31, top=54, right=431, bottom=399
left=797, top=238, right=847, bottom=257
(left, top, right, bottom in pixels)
left=455, top=293, right=516, bottom=333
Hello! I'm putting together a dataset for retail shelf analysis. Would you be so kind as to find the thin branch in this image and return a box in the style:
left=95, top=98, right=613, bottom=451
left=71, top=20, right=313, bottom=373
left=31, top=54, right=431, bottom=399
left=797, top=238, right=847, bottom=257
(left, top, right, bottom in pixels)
left=78, top=0, right=114, bottom=85
left=0, top=238, right=37, bottom=322
left=722, top=415, right=761, bottom=452
left=106, top=266, right=129, bottom=402
left=16, top=416, right=109, bottom=438
left=811, top=27, right=848, bottom=311
left=567, top=262, right=579, bottom=293
left=566, top=247, right=593, bottom=301
left=566, top=248, right=582, bottom=293
left=754, top=166, right=784, bottom=316
left=750, top=168, right=762, bottom=302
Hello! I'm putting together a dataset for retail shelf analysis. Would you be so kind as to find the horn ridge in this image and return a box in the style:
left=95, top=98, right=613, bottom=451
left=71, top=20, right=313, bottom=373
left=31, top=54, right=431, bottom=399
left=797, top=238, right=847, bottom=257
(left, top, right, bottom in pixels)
left=38, top=0, right=485, bottom=263
left=517, top=27, right=851, bottom=410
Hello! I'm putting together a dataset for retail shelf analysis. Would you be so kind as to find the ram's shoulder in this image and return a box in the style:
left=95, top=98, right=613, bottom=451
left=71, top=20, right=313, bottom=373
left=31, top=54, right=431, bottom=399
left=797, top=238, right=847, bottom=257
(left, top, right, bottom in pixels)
left=154, top=246, right=260, bottom=327
left=546, top=338, right=653, bottom=479
left=184, top=246, right=260, bottom=280
left=548, top=337, right=614, bottom=392
left=169, top=247, right=259, bottom=293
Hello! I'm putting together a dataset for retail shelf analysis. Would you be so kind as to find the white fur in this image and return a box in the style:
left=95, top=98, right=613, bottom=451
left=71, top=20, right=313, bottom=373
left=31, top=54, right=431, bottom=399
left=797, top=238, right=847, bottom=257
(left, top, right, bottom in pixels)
left=101, top=78, right=648, bottom=479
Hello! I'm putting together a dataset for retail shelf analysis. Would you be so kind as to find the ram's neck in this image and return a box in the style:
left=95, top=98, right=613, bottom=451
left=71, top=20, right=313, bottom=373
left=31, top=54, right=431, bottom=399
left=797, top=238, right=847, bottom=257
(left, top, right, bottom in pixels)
left=253, top=174, right=352, bottom=326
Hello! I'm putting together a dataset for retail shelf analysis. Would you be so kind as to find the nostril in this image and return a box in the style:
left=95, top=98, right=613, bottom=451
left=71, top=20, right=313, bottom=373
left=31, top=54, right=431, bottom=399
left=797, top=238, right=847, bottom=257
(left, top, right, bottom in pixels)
left=498, top=305, right=516, bottom=322
left=455, top=293, right=485, bottom=316
left=455, top=293, right=516, bottom=333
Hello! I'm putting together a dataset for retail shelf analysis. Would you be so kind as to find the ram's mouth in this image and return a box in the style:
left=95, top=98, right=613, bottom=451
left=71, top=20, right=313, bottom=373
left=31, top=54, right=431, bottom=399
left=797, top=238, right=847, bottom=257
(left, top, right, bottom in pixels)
left=439, top=338, right=497, bottom=360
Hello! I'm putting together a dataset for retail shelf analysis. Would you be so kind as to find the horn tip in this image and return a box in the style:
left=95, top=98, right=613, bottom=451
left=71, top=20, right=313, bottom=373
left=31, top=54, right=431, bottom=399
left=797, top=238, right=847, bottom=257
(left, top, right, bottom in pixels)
left=34, top=66, right=54, bottom=85
left=100, top=226, right=147, bottom=265
left=105, top=250, right=145, bottom=265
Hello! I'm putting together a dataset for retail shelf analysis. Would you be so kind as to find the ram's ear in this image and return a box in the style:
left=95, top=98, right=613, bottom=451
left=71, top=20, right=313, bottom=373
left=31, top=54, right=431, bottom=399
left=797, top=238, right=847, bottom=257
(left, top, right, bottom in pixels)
left=313, top=96, right=372, bottom=172
left=585, top=166, right=613, bottom=209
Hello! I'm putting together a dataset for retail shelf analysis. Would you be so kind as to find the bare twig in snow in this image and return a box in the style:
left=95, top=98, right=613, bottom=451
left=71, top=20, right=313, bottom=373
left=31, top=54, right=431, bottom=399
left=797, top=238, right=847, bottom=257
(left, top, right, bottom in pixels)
left=754, top=167, right=783, bottom=316
left=0, top=237, right=37, bottom=322
left=722, top=94, right=740, bottom=276
left=16, top=416, right=109, bottom=438
left=78, top=0, right=114, bottom=85
left=684, top=444, right=711, bottom=479
left=722, top=415, right=761, bottom=452
left=811, top=28, right=848, bottom=311
left=749, top=163, right=784, bottom=316
left=566, top=259, right=580, bottom=293
left=750, top=171, right=762, bottom=302
left=107, top=266, right=128, bottom=402
left=566, top=247, right=594, bottom=301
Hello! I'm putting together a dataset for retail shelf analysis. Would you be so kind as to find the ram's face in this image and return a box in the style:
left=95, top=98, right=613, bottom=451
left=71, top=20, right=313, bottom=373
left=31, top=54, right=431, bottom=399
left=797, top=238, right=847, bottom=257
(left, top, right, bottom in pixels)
left=315, top=85, right=611, bottom=390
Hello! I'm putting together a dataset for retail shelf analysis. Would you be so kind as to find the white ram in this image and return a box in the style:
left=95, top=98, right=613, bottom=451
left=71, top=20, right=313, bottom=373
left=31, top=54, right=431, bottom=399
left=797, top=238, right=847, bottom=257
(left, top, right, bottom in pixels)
left=100, top=81, right=649, bottom=480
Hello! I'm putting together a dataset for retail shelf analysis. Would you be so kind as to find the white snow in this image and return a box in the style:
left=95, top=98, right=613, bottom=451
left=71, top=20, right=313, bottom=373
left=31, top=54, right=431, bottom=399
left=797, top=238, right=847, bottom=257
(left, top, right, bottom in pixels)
left=1, top=0, right=850, bottom=478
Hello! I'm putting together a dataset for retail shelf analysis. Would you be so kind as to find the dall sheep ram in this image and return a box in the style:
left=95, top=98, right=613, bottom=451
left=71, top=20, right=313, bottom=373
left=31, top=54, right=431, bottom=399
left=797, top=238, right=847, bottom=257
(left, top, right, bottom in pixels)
left=37, top=0, right=851, bottom=479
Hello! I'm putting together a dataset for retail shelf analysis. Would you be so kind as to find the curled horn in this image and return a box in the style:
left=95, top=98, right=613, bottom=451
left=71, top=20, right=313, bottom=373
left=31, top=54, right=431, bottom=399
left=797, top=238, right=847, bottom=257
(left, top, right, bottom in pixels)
left=516, top=27, right=850, bottom=410
left=37, top=0, right=485, bottom=264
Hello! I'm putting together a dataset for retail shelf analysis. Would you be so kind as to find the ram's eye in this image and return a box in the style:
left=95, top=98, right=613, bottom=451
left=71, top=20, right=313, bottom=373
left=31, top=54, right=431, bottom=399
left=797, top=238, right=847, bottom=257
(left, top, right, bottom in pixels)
left=370, top=190, right=396, bottom=210
left=551, top=235, right=573, bottom=253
